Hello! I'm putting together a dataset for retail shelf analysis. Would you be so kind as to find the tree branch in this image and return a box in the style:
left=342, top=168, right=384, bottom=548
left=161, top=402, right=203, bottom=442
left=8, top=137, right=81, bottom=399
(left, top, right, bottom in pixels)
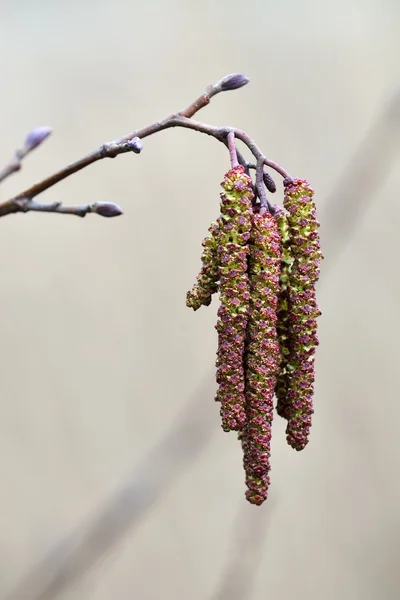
left=0, top=198, right=123, bottom=218
left=0, top=72, right=292, bottom=219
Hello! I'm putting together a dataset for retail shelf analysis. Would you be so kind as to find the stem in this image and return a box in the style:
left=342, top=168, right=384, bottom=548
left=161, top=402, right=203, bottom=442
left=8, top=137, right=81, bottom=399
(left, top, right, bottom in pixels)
left=0, top=198, right=122, bottom=219
left=232, top=129, right=292, bottom=180
left=0, top=127, right=52, bottom=184
left=255, top=158, right=271, bottom=215
left=0, top=154, right=22, bottom=183
left=227, top=131, right=239, bottom=168
left=236, top=150, right=251, bottom=175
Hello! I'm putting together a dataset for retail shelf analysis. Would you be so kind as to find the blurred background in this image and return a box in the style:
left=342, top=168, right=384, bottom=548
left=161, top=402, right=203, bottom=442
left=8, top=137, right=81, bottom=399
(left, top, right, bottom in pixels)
left=1, top=0, right=400, bottom=598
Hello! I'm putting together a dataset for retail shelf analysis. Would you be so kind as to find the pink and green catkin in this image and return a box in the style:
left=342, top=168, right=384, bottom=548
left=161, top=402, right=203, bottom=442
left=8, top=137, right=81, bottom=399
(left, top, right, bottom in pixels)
left=215, top=166, right=253, bottom=432
left=241, top=212, right=282, bottom=505
left=275, top=210, right=293, bottom=420
left=277, top=178, right=322, bottom=451
left=186, top=220, right=220, bottom=311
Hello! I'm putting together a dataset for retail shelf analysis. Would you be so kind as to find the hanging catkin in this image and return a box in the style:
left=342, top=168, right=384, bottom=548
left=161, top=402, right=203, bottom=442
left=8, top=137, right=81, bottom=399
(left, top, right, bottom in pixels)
left=279, top=179, right=322, bottom=451
left=241, top=211, right=282, bottom=505
left=215, top=166, right=254, bottom=432
left=186, top=220, right=220, bottom=310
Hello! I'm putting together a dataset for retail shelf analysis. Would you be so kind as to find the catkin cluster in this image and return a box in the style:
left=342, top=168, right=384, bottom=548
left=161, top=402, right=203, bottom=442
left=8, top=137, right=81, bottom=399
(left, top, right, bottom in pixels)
left=187, top=169, right=322, bottom=505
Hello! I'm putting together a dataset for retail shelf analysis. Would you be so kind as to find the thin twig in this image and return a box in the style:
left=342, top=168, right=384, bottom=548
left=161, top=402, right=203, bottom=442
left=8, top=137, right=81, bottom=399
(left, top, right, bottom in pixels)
left=0, top=198, right=123, bottom=219
left=0, top=73, right=291, bottom=219
left=227, top=131, right=239, bottom=168
left=172, top=117, right=293, bottom=179
left=0, top=127, right=52, bottom=184
left=0, top=154, right=23, bottom=183
left=236, top=150, right=251, bottom=175
left=255, top=158, right=275, bottom=215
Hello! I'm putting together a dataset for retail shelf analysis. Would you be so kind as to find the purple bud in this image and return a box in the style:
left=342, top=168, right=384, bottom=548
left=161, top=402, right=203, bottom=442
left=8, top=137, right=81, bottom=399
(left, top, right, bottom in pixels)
left=263, top=171, right=276, bottom=193
left=93, top=202, right=123, bottom=218
left=272, top=204, right=283, bottom=215
left=24, top=126, right=52, bottom=152
left=129, top=137, right=143, bottom=154
left=219, top=73, right=249, bottom=92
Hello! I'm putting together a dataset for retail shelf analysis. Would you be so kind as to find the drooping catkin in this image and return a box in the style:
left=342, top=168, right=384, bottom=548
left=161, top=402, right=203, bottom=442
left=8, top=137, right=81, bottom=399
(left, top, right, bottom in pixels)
left=215, top=166, right=254, bottom=432
left=275, top=210, right=294, bottom=420
left=280, top=178, right=322, bottom=451
left=242, top=211, right=282, bottom=505
left=186, top=220, right=220, bottom=310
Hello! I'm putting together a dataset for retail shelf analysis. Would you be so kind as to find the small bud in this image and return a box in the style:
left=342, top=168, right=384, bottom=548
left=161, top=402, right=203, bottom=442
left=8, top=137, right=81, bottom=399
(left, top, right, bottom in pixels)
left=272, top=204, right=283, bottom=215
left=24, top=126, right=52, bottom=152
left=129, top=137, right=143, bottom=154
left=263, top=171, right=277, bottom=193
left=219, top=73, right=249, bottom=92
left=93, top=202, right=123, bottom=218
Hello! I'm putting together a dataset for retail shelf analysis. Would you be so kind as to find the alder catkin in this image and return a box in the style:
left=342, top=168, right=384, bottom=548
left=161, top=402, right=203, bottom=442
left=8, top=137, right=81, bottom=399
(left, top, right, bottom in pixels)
left=215, top=166, right=254, bottom=432
left=279, top=178, right=322, bottom=451
left=275, top=210, right=294, bottom=420
left=242, top=212, right=282, bottom=505
left=186, top=220, right=220, bottom=310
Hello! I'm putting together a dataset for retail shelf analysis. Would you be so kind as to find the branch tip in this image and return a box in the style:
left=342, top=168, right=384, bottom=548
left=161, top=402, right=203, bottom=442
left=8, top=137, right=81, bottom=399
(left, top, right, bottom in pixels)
left=93, top=202, right=123, bottom=218
left=24, top=126, right=52, bottom=153
left=217, top=73, right=250, bottom=92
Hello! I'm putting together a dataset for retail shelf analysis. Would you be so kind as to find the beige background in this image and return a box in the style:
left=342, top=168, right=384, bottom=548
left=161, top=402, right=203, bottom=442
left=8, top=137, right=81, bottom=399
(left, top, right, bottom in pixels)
left=1, top=0, right=400, bottom=598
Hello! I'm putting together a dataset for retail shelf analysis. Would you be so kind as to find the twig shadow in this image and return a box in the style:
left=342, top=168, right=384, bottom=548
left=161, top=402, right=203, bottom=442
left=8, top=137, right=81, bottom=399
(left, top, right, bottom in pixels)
left=4, top=377, right=217, bottom=600
left=210, top=500, right=274, bottom=600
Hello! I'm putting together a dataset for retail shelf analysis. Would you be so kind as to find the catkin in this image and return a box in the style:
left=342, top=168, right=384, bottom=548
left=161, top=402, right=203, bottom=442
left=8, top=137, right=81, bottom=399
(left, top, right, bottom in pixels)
left=215, top=166, right=254, bottom=432
left=186, top=220, right=220, bottom=310
left=275, top=210, right=294, bottom=420
left=242, top=212, right=282, bottom=505
left=279, top=179, right=322, bottom=451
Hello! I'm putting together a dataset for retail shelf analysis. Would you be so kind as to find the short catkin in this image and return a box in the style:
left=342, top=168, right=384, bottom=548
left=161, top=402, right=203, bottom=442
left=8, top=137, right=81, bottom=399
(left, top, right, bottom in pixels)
left=186, top=220, right=220, bottom=310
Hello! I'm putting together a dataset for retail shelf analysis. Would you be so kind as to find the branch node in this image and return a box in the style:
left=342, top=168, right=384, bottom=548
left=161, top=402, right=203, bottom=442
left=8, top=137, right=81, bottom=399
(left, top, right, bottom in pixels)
left=14, top=197, right=30, bottom=212
left=128, top=137, right=143, bottom=154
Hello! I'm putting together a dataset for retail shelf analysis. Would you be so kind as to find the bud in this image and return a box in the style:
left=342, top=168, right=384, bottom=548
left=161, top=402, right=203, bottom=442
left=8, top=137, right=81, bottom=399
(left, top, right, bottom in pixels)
left=218, top=73, right=249, bottom=92
left=263, top=171, right=276, bottom=193
left=24, top=126, right=52, bottom=152
left=129, top=137, right=143, bottom=154
left=93, top=202, right=123, bottom=217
